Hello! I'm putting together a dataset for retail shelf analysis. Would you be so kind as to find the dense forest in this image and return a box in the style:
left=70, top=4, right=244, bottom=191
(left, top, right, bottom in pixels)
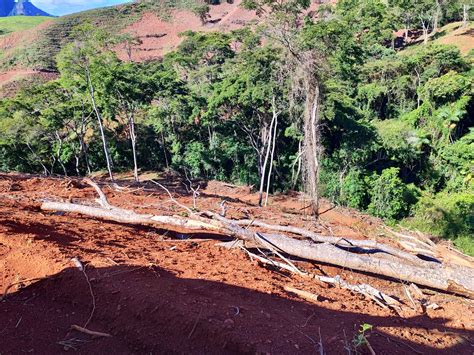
left=0, top=0, right=473, bottom=253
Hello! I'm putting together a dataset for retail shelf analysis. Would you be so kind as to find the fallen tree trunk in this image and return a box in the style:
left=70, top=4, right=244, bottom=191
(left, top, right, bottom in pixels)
left=232, top=219, right=424, bottom=264
left=258, top=233, right=474, bottom=296
left=41, top=201, right=474, bottom=298
left=41, top=201, right=223, bottom=234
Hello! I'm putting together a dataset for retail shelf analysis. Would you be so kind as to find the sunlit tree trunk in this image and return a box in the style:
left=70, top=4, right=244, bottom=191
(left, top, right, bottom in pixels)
left=128, top=109, right=139, bottom=182
left=79, top=111, right=92, bottom=176
left=264, top=105, right=278, bottom=207
left=264, top=95, right=279, bottom=207
left=433, top=0, right=442, bottom=32
left=55, top=131, right=68, bottom=176
left=302, top=78, right=322, bottom=217
left=463, top=4, right=469, bottom=28
left=421, top=20, right=430, bottom=44
left=86, top=67, right=114, bottom=181
left=291, top=141, right=303, bottom=190
left=258, top=113, right=276, bottom=207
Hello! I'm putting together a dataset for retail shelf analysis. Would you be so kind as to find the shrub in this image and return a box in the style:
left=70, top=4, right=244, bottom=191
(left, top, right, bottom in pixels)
left=183, top=141, right=207, bottom=177
left=367, top=167, right=417, bottom=220
left=319, top=168, right=340, bottom=204
left=341, top=169, right=369, bottom=209
left=403, top=192, right=474, bottom=255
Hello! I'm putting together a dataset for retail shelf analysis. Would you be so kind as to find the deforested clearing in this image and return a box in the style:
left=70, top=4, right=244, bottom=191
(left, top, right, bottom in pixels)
left=0, top=0, right=473, bottom=353
left=0, top=173, right=473, bottom=353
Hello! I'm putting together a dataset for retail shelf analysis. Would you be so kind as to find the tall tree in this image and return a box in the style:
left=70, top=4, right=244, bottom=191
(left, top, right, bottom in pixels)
left=57, top=23, right=119, bottom=181
left=207, top=39, right=285, bottom=206
left=103, top=62, right=158, bottom=182
left=243, top=0, right=327, bottom=216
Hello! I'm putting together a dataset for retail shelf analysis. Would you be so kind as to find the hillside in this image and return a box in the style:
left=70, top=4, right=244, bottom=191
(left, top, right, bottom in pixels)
left=0, top=1, right=473, bottom=353
left=434, top=22, right=474, bottom=55
left=400, top=21, right=474, bottom=56
left=0, top=0, right=257, bottom=72
left=0, top=0, right=261, bottom=93
left=0, top=0, right=471, bottom=86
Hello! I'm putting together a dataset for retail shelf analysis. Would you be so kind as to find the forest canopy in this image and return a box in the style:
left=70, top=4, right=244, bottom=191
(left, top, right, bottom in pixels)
left=0, top=0, right=473, bottom=253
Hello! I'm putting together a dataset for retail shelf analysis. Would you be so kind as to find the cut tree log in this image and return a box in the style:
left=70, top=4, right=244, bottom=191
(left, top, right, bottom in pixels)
left=41, top=201, right=474, bottom=298
left=82, top=178, right=111, bottom=209
left=41, top=201, right=223, bottom=234
left=317, top=275, right=401, bottom=309
left=231, top=219, right=425, bottom=264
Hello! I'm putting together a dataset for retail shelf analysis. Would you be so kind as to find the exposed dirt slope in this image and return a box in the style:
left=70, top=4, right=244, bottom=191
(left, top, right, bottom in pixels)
left=0, top=1, right=257, bottom=89
left=118, top=1, right=258, bottom=61
left=0, top=173, right=472, bottom=354
left=434, top=22, right=474, bottom=54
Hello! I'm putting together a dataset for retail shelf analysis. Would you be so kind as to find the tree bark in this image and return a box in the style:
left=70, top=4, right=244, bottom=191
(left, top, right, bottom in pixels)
left=303, top=78, right=322, bottom=216
left=230, top=219, right=425, bottom=264
left=433, top=0, right=442, bottom=33
left=55, top=131, right=68, bottom=176
left=41, top=201, right=222, bottom=234
left=422, top=25, right=429, bottom=44
left=79, top=106, right=92, bottom=175
left=128, top=110, right=139, bottom=182
left=86, top=67, right=114, bottom=181
left=463, top=4, right=469, bottom=28
left=265, top=99, right=278, bottom=207
left=258, top=112, right=276, bottom=207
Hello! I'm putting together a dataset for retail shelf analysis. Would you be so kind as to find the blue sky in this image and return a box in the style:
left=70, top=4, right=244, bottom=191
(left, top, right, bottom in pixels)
left=32, top=0, right=133, bottom=16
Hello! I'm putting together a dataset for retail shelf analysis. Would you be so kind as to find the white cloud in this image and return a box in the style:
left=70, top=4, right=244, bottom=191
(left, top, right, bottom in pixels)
left=31, top=0, right=133, bottom=16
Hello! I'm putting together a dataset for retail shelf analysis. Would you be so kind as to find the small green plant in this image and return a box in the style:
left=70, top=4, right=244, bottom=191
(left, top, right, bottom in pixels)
left=352, top=323, right=374, bottom=354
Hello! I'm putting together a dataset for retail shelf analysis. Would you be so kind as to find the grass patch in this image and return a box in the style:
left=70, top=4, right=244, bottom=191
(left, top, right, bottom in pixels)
left=0, top=16, right=53, bottom=35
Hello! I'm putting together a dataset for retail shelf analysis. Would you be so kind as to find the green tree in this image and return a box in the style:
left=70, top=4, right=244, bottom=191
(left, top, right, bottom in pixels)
left=57, top=23, right=120, bottom=181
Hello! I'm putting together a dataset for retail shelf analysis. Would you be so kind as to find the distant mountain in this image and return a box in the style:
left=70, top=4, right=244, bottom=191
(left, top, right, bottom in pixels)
left=0, top=0, right=52, bottom=17
left=0, top=0, right=15, bottom=16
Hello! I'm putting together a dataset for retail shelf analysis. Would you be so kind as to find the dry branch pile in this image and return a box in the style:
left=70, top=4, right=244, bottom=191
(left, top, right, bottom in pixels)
left=40, top=179, right=474, bottom=300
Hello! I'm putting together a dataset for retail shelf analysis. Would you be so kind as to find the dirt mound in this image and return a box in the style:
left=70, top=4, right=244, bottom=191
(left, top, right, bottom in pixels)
left=0, top=173, right=473, bottom=353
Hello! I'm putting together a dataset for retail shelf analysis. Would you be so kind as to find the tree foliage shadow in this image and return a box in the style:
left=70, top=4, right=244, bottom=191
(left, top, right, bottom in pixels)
left=0, top=265, right=472, bottom=354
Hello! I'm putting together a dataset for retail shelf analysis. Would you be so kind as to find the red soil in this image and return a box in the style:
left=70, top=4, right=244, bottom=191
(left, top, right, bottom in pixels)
left=0, top=70, right=58, bottom=98
left=117, top=0, right=259, bottom=61
left=0, top=173, right=473, bottom=353
left=435, top=23, right=474, bottom=54
left=0, top=19, right=56, bottom=91
left=0, top=19, right=53, bottom=63
left=0, top=69, right=36, bottom=84
left=117, top=0, right=337, bottom=61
